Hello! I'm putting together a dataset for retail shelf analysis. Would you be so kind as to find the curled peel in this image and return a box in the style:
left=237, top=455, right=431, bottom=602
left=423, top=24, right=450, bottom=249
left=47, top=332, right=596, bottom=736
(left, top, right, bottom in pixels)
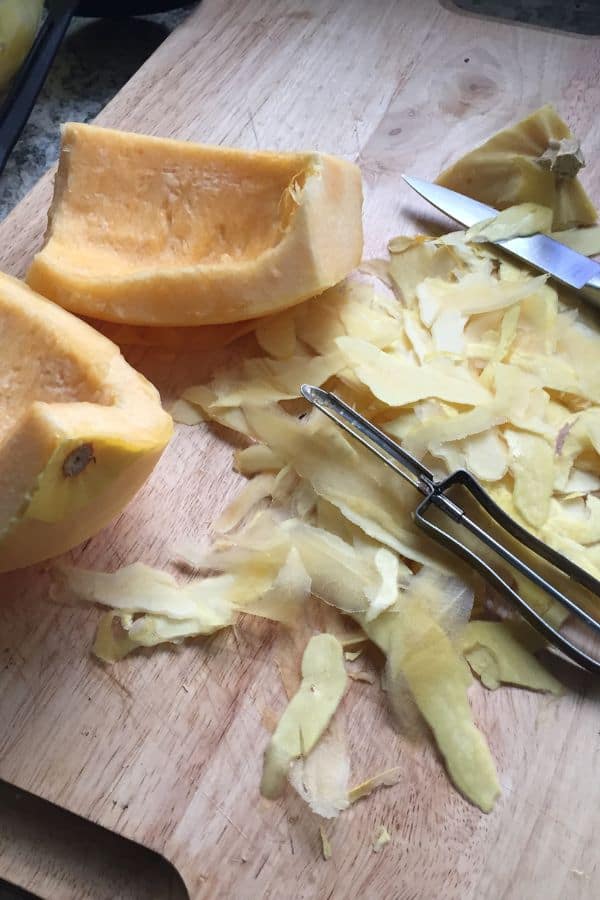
left=260, top=633, right=347, bottom=799
left=392, top=608, right=500, bottom=812
left=465, top=204, right=553, bottom=243
left=359, top=570, right=497, bottom=813
left=462, top=621, right=562, bottom=694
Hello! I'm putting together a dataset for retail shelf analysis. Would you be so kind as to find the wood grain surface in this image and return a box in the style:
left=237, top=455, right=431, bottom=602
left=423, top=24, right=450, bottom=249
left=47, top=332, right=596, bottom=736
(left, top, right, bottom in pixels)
left=1, top=1, right=600, bottom=897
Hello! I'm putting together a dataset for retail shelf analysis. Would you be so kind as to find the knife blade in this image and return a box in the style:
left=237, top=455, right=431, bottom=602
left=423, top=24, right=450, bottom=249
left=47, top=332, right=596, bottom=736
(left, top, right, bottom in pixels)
left=402, top=175, right=600, bottom=300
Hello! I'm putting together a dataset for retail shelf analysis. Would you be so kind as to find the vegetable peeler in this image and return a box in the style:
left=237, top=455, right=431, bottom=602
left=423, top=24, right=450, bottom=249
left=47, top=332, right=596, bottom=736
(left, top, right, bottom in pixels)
left=301, top=384, right=600, bottom=674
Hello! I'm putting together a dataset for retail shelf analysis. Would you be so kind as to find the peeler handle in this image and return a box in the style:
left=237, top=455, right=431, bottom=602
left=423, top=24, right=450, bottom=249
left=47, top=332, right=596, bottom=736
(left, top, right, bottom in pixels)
left=415, top=469, right=600, bottom=673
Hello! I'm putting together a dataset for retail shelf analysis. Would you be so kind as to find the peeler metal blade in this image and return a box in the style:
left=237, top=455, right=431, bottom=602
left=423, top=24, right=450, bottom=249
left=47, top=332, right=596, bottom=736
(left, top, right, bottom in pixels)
left=302, top=384, right=600, bottom=674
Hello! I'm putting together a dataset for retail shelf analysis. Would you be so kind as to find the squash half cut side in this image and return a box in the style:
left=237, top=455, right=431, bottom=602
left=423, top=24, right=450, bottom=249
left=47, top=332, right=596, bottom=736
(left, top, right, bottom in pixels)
left=0, top=273, right=173, bottom=572
left=27, top=124, right=364, bottom=326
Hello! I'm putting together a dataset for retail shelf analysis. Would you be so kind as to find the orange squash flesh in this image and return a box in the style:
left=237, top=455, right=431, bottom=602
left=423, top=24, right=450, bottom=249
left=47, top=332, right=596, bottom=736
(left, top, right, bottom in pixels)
left=0, top=273, right=172, bottom=572
left=27, top=124, right=364, bottom=326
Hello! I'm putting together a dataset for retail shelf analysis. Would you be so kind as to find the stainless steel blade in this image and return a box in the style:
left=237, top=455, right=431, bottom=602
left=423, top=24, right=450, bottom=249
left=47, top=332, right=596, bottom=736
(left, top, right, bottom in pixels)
left=402, top=175, right=600, bottom=291
left=300, top=384, right=433, bottom=493
left=402, top=175, right=498, bottom=226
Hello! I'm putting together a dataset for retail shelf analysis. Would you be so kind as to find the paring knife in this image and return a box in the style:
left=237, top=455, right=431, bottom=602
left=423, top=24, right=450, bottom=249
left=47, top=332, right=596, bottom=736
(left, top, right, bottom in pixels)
left=402, top=175, right=600, bottom=308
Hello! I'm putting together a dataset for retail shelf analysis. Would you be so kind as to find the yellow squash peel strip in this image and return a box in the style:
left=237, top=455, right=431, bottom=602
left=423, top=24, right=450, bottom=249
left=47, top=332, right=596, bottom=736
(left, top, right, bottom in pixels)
left=260, top=633, right=347, bottom=799
left=462, top=621, right=563, bottom=694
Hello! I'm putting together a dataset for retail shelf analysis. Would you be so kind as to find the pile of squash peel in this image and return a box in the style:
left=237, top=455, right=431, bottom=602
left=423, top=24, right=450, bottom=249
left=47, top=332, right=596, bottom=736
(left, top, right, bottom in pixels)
left=55, top=106, right=600, bottom=820
left=62, top=216, right=600, bottom=815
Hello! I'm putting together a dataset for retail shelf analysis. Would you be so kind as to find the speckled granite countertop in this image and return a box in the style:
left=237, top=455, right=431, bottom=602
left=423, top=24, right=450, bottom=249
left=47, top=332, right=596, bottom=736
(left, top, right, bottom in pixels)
left=0, top=0, right=598, bottom=221
left=0, top=6, right=193, bottom=220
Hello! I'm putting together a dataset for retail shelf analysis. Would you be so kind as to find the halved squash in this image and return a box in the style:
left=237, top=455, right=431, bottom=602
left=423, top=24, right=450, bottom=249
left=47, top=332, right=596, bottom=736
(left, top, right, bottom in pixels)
left=0, top=273, right=173, bottom=572
left=27, top=124, right=364, bottom=326
left=436, top=105, right=597, bottom=230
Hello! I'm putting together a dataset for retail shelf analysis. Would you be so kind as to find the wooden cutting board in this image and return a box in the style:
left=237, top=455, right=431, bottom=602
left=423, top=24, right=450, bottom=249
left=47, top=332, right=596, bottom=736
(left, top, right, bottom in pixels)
left=1, top=1, right=600, bottom=897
